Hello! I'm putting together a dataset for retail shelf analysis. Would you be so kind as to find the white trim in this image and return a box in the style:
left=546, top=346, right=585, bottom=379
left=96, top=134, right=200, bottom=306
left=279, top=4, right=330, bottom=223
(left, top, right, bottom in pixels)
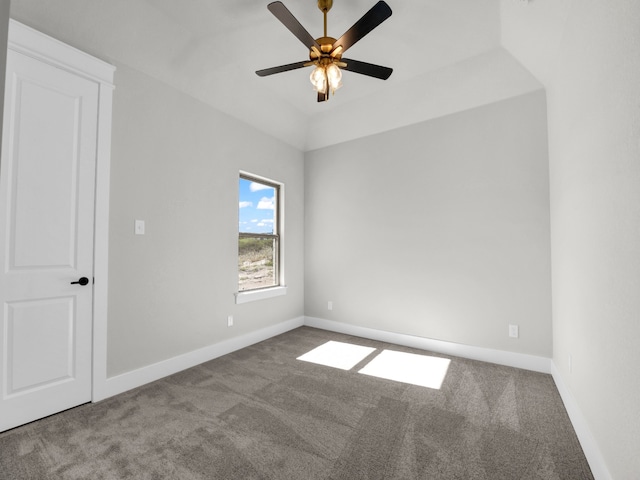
left=91, top=81, right=115, bottom=402
left=304, top=317, right=551, bottom=374
left=235, top=285, right=288, bottom=304
left=95, top=316, right=304, bottom=401
left=8, top=20, right=114, bottom=85
left=551, top=361, right=612, bottom=480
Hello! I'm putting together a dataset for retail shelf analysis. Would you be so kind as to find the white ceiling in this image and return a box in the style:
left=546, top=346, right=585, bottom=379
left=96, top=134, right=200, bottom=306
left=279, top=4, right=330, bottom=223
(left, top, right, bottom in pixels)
left=9, top=0, right=542, bottom=151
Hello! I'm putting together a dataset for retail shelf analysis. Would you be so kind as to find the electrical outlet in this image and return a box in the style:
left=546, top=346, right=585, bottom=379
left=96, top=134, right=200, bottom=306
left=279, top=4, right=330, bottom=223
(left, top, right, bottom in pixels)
left=227, top=315, right=234, bottom=327
left=508, top=324, right=519, bottom=338
left=328, top=301, right=333, bottom=311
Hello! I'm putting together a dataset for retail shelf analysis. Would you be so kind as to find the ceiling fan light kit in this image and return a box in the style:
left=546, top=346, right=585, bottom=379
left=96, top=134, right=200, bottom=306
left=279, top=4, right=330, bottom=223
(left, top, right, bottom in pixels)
left=256, top=0, right=393, bottom=102
left=310, top=60, right=342, bottom=95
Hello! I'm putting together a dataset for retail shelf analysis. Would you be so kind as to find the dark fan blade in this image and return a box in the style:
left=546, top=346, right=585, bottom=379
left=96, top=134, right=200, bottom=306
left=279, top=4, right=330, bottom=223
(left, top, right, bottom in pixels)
left=268, top=2, right=320, bottom=50
left=341, top=58, right=392, bottom=80
left=332, top=1, right=392, bottom=54
left=256, top=60, right=309, bottom=77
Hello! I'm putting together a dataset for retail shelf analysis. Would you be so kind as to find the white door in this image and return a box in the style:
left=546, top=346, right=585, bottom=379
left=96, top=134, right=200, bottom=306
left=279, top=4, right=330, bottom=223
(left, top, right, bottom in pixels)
left=0, top=48, right=99, bottom=431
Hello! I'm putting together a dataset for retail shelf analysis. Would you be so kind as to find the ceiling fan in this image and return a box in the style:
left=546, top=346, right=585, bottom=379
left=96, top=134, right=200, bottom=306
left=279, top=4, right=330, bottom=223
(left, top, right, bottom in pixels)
left=256, top=0, right=393, bottom=102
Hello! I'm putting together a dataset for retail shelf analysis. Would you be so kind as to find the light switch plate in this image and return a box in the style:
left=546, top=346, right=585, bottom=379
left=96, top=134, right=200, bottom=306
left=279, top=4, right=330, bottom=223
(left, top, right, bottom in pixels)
left=134, top=220, right=145, bottom=235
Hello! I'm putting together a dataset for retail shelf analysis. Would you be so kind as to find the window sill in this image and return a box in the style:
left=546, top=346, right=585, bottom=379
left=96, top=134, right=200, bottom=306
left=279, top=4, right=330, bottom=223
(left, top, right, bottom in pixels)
left=235, top=286, right=287, bottom=304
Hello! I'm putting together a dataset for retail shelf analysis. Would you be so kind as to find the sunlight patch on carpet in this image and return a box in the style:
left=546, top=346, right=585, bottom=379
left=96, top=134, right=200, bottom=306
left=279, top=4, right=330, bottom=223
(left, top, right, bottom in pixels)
left=297, top=341, right=376, bottom=370
left=358, top=350, right=451, bottom=389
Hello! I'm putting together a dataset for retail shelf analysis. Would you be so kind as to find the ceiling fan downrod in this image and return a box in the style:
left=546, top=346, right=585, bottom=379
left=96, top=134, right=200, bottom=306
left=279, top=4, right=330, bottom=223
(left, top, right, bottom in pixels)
left=318, top=0, right=333, bottom=37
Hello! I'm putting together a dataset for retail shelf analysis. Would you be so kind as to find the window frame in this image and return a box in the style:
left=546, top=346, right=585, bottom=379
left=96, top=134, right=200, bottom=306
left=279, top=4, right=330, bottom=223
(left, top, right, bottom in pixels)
left=235, top=172, right=286, bottom=303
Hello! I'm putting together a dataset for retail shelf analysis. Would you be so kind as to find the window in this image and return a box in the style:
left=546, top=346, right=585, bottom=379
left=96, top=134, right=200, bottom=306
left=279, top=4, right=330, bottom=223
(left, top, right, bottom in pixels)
left=238, top=173, right=281, bottom=293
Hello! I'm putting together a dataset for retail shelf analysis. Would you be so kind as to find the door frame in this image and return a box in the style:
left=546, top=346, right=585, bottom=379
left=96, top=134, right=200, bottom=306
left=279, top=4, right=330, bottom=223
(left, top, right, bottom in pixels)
left=7, top=20, right=115, bottom=403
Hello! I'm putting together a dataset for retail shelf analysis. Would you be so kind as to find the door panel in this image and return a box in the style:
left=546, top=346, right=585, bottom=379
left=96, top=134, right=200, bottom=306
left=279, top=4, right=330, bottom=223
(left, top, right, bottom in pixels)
left=10, top=78, right=82, bottom=269
left=5, top=296, right=75, bottom=394
left=0, top=49, right=98, bottom=431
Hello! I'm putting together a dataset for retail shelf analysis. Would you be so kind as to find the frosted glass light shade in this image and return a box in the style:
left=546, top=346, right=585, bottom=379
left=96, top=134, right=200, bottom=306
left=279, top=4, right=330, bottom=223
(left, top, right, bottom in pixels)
left=325, top=63, right=342, bottom=93
left=310, top=63, right=343, bottom=95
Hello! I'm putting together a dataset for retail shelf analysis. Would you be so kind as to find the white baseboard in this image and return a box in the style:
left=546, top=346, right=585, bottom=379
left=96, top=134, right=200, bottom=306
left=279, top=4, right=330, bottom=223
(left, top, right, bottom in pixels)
left=94, top=314, right=608, bottom=479
left=306, top=317, right=612, bottom=478
left=304, top=316, right=551, bottom=374
left=97, top=315, right=550, bottom=402
left=95, top=316, right=305, bottom=402
left=551, top=361, right=611, bottom=480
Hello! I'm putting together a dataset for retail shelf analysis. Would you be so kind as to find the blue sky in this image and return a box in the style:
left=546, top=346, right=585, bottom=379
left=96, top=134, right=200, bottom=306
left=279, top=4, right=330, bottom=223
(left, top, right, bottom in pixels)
left=239, top=177, right=275, bottom=234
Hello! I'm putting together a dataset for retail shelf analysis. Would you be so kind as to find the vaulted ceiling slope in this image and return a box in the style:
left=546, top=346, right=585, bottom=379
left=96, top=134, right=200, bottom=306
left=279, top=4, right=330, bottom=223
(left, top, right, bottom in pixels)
left=9, top=0, right=542, bottom=151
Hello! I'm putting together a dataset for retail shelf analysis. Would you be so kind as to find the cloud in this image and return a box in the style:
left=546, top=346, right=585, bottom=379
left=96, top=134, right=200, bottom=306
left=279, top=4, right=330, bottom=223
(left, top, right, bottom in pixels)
left=257, top=196, right=275, bottom=210
left=250, top=182, right=273, bottom=193
left=239, top=201, right=253, bottom=208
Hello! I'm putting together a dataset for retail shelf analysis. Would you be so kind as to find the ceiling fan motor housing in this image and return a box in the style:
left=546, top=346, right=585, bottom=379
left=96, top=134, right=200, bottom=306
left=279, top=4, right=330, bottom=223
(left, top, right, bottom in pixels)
left=311, top=37, right=339, bottom=57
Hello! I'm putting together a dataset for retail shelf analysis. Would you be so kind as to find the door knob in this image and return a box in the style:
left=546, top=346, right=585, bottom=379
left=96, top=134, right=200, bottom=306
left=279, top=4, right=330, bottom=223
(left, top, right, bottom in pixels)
left=70, top=277, right=90, bottom=286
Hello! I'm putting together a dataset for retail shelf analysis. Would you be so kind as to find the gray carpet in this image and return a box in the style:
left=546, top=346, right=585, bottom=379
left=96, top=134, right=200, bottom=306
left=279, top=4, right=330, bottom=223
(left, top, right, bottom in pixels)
left=0, top=327, right=593, bottom=479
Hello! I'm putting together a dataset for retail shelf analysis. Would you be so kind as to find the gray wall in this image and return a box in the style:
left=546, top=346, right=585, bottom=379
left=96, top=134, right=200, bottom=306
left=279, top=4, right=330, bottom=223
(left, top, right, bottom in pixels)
left=544, top=3, right=640, bottom=477
left=305, top=90, right=552, bottom=357
left=107, top=64, right=304, bottom=376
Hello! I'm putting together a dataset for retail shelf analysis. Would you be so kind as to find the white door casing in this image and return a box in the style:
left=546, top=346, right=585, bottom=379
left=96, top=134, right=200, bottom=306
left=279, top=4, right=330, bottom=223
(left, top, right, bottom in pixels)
left=0, top=21, right=114, bottom=432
